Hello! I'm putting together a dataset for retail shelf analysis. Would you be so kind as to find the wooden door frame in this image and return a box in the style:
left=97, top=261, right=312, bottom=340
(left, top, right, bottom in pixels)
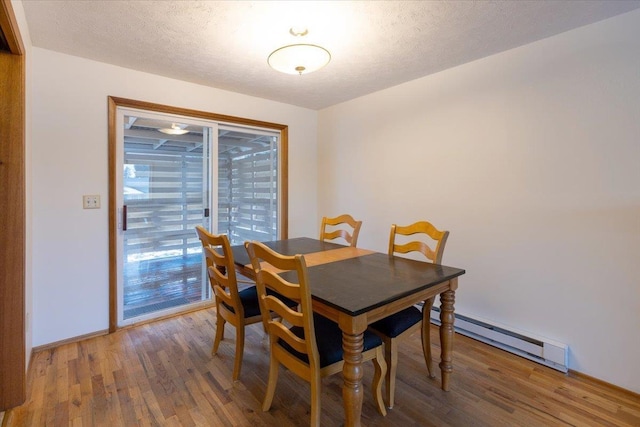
left=0, top=0, right=26, bottom=411
left=108, top=97, right=289, bottom=332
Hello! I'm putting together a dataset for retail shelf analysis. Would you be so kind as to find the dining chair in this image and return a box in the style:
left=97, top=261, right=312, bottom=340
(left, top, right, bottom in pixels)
left=245, top=240, right=388, bottom=426
left=195, top=226, right=263, bottom=381
left=196, top=225, right=255, bottom=285
left=369, top=220, right=449, bottom=408
left=319, top=214, right=362, bottom=247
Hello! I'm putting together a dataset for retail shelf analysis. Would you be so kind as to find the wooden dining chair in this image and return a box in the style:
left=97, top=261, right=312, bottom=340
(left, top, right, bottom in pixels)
left=369, top=220, right=449, bottom=408
left=196, top=225, right=254, bottom=285
left=245, top=241, right=388, bottom=426
left=319, top=214, right=362, bottom=247
left=195, top=226, right=263, bottom=381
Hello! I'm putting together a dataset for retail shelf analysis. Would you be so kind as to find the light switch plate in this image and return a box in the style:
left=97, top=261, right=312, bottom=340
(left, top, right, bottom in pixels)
left=83, top=195, right=101, bottom=209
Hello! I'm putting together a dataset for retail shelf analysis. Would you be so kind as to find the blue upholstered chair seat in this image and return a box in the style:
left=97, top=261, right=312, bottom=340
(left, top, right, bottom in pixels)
left=281, top=313, right=383, bottom=367
left=221, top=286, right=261, bottom=318
left=369, top=306, right=423, bottom=338
left=222, top=286, right=297, bottom=319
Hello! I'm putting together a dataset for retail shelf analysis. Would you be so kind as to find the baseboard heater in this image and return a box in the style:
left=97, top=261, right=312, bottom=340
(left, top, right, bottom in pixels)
left=427, top=305, right=569, bottom=372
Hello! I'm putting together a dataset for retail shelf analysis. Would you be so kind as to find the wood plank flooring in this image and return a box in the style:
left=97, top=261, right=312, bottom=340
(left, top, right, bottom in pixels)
left=5, top=308, right=639, bottom=426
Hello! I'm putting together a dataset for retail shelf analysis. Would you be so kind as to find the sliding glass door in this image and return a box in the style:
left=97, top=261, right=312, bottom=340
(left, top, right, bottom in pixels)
left=114, top=106, right=281, bottom=327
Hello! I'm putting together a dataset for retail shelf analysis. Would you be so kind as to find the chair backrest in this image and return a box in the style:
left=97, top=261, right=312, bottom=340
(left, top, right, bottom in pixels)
left=319, top=214, right=362, bottom=247
left=388, top=220, right=449, bottom=264
left=196, top=227, right=242, bottom=313
left=195, top=225, right=217, bottom=268
left=245, top=241, right=320, bottom=370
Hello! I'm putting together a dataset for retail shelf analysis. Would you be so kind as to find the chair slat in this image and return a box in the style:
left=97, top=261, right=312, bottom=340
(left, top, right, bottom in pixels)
left=319, top=214, right=362, bottom=247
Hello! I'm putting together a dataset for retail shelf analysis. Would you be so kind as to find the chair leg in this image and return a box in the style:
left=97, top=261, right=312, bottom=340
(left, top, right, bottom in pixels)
left=232, top=324, right=245, bottom=381
left=422, top=297, right=435, bottom=378
left=309, top=373, right=322, bottom=427
left=212, top=313, right=225, bottom=356
left=384, top=338, right=398, bottom=409
left=261, top=330, right=270, bottom=351
left=371, top=347, right=388, bottom=416
left=262, top=348, right=279, bottom=412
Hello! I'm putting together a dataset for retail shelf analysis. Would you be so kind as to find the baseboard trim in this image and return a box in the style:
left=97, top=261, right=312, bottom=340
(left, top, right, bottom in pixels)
left=568, top=369, right=640, bottom=400
left=31, top=329, right=109, bottom=353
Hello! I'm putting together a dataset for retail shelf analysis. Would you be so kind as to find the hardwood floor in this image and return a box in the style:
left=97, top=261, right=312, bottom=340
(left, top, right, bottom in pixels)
left=5, top=308, right=639, bottom=426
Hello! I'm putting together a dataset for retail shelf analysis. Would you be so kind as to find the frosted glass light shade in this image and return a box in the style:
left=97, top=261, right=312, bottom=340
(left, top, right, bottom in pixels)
left=268, top=44, right=331, bottom=75
left=158, top=123, right=189, bottom=135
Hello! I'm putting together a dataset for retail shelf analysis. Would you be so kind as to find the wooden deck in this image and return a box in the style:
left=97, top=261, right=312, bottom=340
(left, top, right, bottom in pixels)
left=123, top=252, right=208, bottom=319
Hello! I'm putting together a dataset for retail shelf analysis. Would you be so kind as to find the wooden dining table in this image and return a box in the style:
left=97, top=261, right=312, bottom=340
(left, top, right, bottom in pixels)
left=231, top=237, right=466, bottom=427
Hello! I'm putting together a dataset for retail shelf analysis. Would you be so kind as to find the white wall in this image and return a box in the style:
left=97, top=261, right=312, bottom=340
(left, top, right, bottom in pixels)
left=318, top=10, right=640, bottom=392
left=30, top=49, right=318, bottom=346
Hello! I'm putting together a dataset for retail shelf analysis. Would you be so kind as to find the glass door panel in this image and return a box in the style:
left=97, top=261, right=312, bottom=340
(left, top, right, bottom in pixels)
left=217, top=126, right=279, bottom=245
left=119, top=112, right=213, bottom=324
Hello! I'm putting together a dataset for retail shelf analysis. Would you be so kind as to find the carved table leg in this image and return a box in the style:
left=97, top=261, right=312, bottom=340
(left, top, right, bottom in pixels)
left=342, top=330, right=364, bottom=427
left=439, top=289, right=456, bottom=391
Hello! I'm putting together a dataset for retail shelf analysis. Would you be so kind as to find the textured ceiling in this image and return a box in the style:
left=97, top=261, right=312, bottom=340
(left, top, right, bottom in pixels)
left=21, top=0, right=640, bottom=110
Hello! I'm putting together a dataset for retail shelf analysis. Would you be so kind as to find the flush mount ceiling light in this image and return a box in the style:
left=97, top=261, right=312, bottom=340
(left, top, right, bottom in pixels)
left=158, top=123, right=189, bottom=135
left=268, top=28, right=331, bottom=75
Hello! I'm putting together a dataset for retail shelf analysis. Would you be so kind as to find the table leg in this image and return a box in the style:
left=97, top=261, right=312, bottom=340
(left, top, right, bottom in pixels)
left=439, top=289, right=456, bottom=391
left=342, top=330, right=364, bottom=427
left=422, top=297, right=436, bottom=378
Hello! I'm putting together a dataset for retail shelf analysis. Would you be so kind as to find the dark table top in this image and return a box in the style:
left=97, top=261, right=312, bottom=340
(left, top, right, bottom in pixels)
left=232, top=237, right=347, bottom=265
left=231, top=237, right=465, bottom=316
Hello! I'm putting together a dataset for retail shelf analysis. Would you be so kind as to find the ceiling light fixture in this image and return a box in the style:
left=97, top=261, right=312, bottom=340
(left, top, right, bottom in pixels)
left=268, top=28, right=331, bottom=75
left=158, top=123, right=189, bottom=135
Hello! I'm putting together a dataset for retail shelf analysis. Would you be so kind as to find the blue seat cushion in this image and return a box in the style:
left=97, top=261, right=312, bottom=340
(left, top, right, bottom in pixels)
left=280, top=313, right=383, bottom=368
left=221, top=286, right=297, bottom=319
left=369, top=306, right=423, bottom=338
left=221, top=286, right=262, bottom=318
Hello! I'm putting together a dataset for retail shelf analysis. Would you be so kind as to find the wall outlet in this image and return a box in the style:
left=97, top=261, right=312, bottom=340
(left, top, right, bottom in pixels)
left=83, top=195, right=101, bottom=209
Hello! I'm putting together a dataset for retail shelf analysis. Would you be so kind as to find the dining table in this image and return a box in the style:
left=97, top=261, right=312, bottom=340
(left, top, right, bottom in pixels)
left=231, top=237, right=465, bottom=427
